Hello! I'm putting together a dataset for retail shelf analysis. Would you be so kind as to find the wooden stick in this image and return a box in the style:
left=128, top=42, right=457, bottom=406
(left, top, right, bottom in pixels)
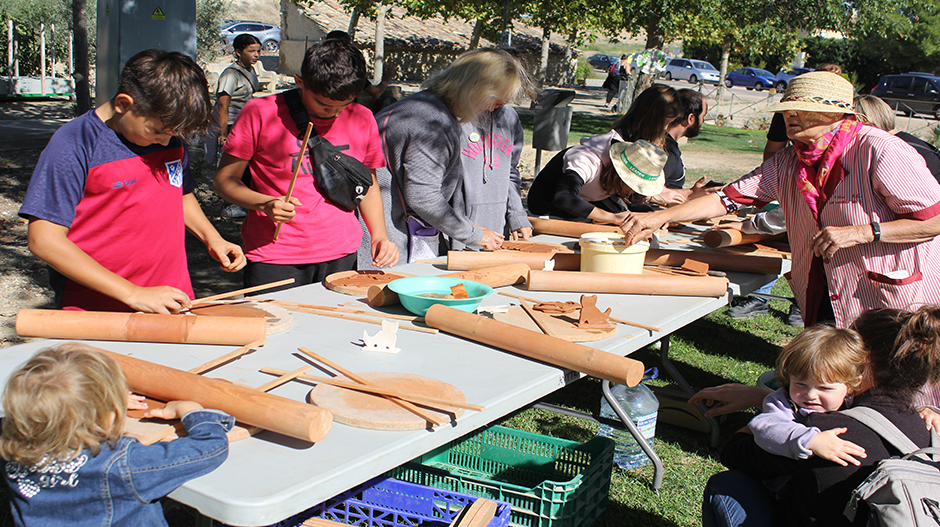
left=449, top=498, right=498, bottom=527
left=254, top=298, right=424, bottom=322
left=273, top=122, right=314, bottom=241
left=297, top=347, right=446, bottom=426
left=256, top=365, right=313, bottom=392
left=259, top=367, right=485, bottom=412
left=518, top=299, right=558, bottom=336
left=303, top=518, right=350, bottom=526
left=192, top=278, right=295, bottom=305
left=188, top=338, right=265, bottom=374
left=498, top=291, right=662, bottom=333
left=286, top=305, right=438, bottom=334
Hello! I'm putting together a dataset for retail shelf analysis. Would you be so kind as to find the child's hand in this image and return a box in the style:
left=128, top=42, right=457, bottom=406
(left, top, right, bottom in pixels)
left=510, top=227, right=532, bottom=241
left=206, top=237, right=247, bottom=272
left=126, top=285, right=192, bottom=314
left=371, top=239, right=400, bottom=268
left=808, top=428, right=867, bottom=466
left=127, top=392, right=149, bottom=411
left=918, top=407, right=940, bottom=431
left=475, top=227, right=504, bottom=251
left=262, top=196, right=302, bottom=223
left=145, top=401, right=204, bottom=420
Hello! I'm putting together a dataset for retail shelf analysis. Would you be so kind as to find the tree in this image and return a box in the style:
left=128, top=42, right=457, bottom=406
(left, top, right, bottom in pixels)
left=0, top=0, right=70, bottom=76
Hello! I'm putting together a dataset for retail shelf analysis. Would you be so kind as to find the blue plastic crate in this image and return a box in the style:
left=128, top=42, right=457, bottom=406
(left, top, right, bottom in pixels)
left=215, top=476, right=512, bottom=527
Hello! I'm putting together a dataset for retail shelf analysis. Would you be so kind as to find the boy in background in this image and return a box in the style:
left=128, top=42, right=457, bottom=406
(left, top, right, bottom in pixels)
left=19, top=49, right=245, bottom=314
left=214, top=39, right=398, bottom=291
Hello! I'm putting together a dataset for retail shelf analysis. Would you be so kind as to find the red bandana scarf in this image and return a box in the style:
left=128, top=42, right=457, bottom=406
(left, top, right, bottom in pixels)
left=792, top=119, right=862, bottom=221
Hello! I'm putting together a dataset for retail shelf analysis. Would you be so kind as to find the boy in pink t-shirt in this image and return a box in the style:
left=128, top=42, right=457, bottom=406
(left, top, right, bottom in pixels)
left=215, top=39, right=398, bottom=289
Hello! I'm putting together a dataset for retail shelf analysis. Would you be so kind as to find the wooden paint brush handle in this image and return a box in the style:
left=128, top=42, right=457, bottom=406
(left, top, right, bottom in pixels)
left=273, top=122, right=314, bottom=241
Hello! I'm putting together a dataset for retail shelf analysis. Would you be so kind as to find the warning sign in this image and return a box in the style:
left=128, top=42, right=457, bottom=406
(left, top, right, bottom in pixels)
left=152, top=6, right=166, bottom=20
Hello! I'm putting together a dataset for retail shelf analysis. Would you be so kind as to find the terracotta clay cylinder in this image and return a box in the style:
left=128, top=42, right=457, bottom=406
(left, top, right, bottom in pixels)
left=645, top=248, right=782, bottom=275
left=446, top=251, right=581, bottom=271
left=15, top=309, right=266, bottom=346
left=702, top=229, right=772, bottom=248
left=424, top=305, right=644, bottom=386
left=86, top=346, right=332, bottom=442
left=528, top=217, right=621, bottom=237
left=367, top=263, right=532, bottom=307
left=527, top=270, right=729, bottom=297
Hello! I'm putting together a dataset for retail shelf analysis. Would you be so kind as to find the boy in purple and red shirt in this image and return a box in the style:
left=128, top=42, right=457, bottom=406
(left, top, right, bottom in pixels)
left=19, top=49, right=245, bottom=313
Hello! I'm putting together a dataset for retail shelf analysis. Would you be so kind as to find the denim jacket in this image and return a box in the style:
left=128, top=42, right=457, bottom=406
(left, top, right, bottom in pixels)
left=2, top=409, right=234, bottom=527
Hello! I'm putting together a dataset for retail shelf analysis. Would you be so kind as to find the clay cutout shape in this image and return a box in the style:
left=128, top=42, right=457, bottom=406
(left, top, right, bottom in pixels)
left=533, top=301, right=581, bottom=314
left=188, top=300, right=292, bottom=335
left=325, top=270, right=415, bottom=297
left=477, top=305, right=510, bottom=315
left=681, top=259, right=710, bottom=276
left=361, top=320, right=400, bottom=354
left=499, top=240, right=572, bottom=253
left=450, top=284, right=469, bottom=299
left=576, top=295, right=613, bottom=329
left=542, top=259, right=556, bottom=271
left=331, top=271, right=390, bottom=287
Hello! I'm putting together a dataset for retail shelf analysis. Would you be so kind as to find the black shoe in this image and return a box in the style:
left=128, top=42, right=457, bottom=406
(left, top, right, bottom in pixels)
left=787, top=303, right=804, bottom=327
left=727, top=297, right=770, bottom=319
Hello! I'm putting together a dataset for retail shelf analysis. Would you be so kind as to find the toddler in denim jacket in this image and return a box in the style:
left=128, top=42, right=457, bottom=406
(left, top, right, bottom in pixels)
left=0, top=343, right=234, bottom=526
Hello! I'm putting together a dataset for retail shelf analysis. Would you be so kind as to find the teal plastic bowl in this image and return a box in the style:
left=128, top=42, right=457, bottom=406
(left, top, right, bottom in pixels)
left=387, top=277, right=494, bottom=317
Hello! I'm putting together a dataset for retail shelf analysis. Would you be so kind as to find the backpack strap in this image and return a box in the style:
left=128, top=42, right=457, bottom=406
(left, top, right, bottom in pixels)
left=841, top=406, right=921, bottom=455
left=282, top=89, right=319, bottom=140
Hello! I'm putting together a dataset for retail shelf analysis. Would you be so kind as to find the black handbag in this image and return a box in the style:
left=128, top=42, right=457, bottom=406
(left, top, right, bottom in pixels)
left=283, top=89, right=373, bottom=211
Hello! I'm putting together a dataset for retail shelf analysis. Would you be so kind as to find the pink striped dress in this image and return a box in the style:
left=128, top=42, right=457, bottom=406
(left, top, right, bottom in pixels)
left=725, top=126, right=940, bottom=328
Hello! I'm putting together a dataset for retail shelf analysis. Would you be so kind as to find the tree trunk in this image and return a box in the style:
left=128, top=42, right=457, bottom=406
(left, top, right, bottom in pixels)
left=469, top=19, right=484, bottom=50
left=717, top=41, right=731, bottom=106
left=347, top=8, right=360, bottom=39
left=633, top=12, right=664, bottom=101
left=373, top=1, right=388, bottom=85
left=537, top=26, right=550, bottom=86
left=564, top=29, right=577, bottom=86
left=73, top=0, right=91, bottom=114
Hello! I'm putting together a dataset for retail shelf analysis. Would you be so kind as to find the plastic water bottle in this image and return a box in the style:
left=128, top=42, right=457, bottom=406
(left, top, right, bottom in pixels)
left=596, top=381, right=660, bottom=470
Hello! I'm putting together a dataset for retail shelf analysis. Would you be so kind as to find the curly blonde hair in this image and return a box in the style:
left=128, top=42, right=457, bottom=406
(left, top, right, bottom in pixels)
left=0, top=343, right=128, bottom=467
left=774, top=325, right=868, bottom=395
left=423, top=48, right=537, bottom=124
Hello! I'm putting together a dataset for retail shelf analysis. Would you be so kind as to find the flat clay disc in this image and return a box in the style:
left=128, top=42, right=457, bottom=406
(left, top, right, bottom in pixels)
left=493, top=305, right=616, bottom=342
left=324, top=270, right=415, bottom=297
left=189, top=301, right=292, bottom=334
left=308, top=371, right=465, bottom=430
left=497, top=240, right=574, bottom=253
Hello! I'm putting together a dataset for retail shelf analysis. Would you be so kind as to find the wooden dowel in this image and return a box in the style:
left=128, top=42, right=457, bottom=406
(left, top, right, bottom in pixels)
left=303, top=518, right=349, bottom=527
left=273, top=122, right=314, bottom=241
left=287, top=306, right=438, bottom=334
left=192, top=279, right=295, bottom=305
left=255, top=298, right=424, bottom=322
left=188, top=338, right=265, bottom=374
left=498, top=291, right=662, bottom=333
left=259, top=367, right=485, bottom=412
left=297, top=347, right=446, bottom=426
left=518, top=299, right=557, bottom=336
left=256, top=365, right=313, bottom=392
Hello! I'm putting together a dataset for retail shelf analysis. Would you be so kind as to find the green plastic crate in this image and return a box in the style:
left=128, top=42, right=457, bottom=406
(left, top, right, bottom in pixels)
left=388, top=425, right=615, bottom=527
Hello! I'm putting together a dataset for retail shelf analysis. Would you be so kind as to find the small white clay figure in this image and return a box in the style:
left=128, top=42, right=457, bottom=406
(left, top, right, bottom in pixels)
left=361, top=320, right=400, bottom=353
left=542, top=259, right=555, bottom=271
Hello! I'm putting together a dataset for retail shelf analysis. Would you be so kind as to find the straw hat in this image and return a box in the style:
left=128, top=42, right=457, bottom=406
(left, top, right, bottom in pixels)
left=765, top=71, right=856, bottom=114
left=609, top=140, right=667, bottom=196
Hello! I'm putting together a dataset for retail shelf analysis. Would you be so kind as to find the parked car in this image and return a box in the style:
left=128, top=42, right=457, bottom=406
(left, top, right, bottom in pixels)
left=871, top=72, right=940, bottom=120
left=774, top=67, right=813, bottom=91
left=587, top=54, right=619, bottom=72
left=220, top=21, right=281, bottom=52
left=724, top=67, right=776, bottom=91
left=661, top=58, right=720, bottom=84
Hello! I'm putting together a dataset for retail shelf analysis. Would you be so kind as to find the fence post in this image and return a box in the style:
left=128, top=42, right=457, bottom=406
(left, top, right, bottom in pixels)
left=40, top=22, right=45, bottom=96
left=6, top=19, right=12, bottom=96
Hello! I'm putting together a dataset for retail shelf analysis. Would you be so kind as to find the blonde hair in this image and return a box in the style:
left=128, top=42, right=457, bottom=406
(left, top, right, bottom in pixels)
left=0, top=344, right=128, bottom=467
left=423, top=48, right=537, bottom=124
left=775, top=325, right=868, bottom=394
left=854, top=95, right=896, bottom=132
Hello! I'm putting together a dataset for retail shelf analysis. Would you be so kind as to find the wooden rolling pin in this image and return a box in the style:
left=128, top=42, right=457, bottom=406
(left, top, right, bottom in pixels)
left=447, top=248, right=782, bottom=275
left=703, top=229, right=775, bottom=248
left=527, top=270, right=729, bottom=297
left=424, top=305, right=644, bottom=386
left=15, top=309, right=266, bottom=346
left=367, top=263, right=530, bottom=307
left=446, top=251, right=581, bottom=271
left=528, top=216, right=621, bottom=237
left=83, top=345, right=332, bottom=442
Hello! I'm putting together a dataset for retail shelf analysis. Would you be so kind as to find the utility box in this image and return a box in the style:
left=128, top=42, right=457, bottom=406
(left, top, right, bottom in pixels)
left=531, top=89, right=576, bottom=151
left=97, top=0, right=197, bottom=102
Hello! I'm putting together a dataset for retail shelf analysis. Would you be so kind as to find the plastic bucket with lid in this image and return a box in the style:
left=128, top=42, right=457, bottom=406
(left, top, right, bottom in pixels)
left=579, top=232, right=649, bottom=274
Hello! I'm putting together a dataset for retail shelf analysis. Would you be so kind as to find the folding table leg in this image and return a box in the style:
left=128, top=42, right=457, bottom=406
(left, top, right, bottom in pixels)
left=600, top=379, right=664, bottom=490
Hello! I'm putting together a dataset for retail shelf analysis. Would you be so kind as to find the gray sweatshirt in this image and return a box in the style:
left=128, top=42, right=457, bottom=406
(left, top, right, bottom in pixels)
left=450, top=105, right=531, bottom=251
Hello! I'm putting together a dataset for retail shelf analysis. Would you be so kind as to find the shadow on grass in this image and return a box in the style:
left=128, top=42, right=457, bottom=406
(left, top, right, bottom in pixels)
left=595, top=501, right=683, bottom=527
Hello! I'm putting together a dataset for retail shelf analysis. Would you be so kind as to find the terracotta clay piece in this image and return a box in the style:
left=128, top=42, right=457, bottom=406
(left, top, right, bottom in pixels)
left=331, top=271, right=396, bottom=287
left=450, top=284, right=469, bottom=299
left=680, top=259, right=710, bottom=276
left=576, top=295, right=613, bottom=329
left=498, top=240, right=573, bottom=254
left=533, top=301, right=581, bottom=314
